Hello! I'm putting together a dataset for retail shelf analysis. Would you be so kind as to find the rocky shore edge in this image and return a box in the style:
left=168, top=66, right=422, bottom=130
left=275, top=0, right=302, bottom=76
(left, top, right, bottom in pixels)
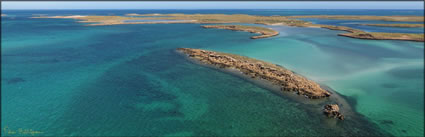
left=177, top=48, right=331, bottom=99
left=202, top=25, right=279, bottom=39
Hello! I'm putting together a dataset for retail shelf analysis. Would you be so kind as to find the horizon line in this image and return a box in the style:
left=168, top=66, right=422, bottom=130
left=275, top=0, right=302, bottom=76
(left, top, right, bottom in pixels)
left=1, top=8, right=424, bottom=10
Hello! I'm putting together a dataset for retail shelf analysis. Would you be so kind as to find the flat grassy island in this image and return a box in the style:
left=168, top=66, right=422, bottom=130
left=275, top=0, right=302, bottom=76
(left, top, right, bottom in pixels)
left=202, top=25, right=279, bottom=39
left=31, top=14, right=424, bottom=42
left=360, top=24, right=424, bottom=28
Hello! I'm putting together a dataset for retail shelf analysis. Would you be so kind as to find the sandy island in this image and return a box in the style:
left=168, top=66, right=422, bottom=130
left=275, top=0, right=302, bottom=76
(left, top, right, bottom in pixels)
left=1, top=14, right=6, bottom=17
left=31, top=14, right=424, bottom=42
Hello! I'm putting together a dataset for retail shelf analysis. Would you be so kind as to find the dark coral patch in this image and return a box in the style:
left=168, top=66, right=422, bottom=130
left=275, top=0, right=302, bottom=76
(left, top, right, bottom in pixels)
left=7, top=77, right=26, bottom=84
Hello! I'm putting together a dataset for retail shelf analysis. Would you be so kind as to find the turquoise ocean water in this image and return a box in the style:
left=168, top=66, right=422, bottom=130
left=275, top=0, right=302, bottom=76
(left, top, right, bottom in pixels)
left=1, top=10, right=424, bottom=136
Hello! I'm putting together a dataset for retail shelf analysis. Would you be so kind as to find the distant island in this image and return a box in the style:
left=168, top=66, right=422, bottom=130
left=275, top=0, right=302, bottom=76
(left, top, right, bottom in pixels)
left=1, top=14, right=6, bottom=17
left=202, top=25, right=279, bottom=39
left=338, top=32, right=424, bottom=42
left=307, top=24, right=425, bottom=42
left=31, top=14, right=424, bottom=42
left=287, top=15, right=424, bottom=22
left=360, top=24, right=424, bottom=28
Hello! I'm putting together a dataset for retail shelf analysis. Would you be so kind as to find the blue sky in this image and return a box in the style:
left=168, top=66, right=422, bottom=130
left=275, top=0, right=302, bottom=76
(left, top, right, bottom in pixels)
left=2, top=2, right=424, bottom=10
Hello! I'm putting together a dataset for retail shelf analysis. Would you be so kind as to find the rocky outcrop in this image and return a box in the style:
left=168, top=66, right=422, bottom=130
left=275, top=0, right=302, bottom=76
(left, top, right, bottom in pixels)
left=177, top=48, right=331, bottom=99
left=202, top=25, right=279, bottom=39
left=323, top=104, right=344, bottom=120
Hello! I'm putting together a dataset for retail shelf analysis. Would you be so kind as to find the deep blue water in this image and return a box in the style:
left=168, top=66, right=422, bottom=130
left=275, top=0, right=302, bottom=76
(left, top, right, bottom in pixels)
left=1, top=9, right=424, bottom=136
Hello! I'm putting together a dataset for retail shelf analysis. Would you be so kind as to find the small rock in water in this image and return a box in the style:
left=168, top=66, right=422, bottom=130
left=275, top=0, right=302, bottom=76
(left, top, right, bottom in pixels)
left=323, top=104, right=344, bottom=120
left=379, top=120, right=394, bottom=125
